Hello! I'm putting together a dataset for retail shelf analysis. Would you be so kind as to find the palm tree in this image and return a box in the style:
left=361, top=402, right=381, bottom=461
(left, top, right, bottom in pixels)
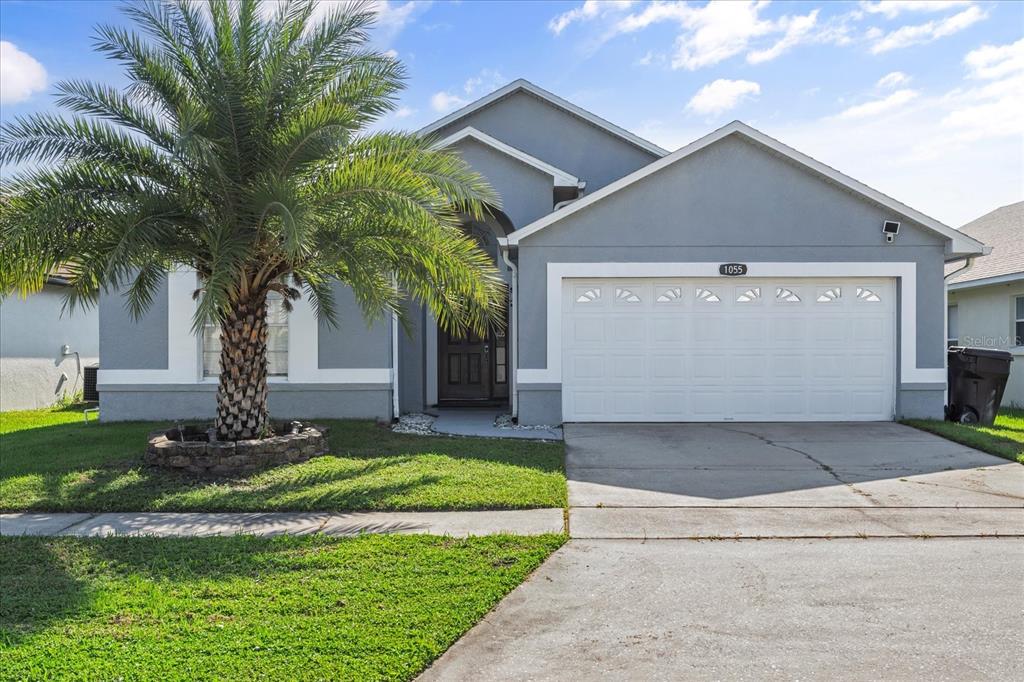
left=0, top=0, right=505, bottom=440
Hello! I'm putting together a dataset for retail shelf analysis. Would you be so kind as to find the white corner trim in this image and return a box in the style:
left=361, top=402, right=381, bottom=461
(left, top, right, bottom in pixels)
left=99, top=271, right=392, bottom=386
left=514, top=262, right=944, bottom=387
left=506, top=121, right=987, bottom=259
left=432, top=127, right=580, bottom=188
left=418, top=79, right=668, bottom=158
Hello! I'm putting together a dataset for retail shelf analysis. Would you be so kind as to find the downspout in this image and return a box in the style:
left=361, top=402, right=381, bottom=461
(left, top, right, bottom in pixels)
left=944, top=256, right=974, bottom=282
left=498, top=237, right=518, bottom=420
left=941, top=256, right=976, bottom=408
left=391, top=277, right=400, bottom=422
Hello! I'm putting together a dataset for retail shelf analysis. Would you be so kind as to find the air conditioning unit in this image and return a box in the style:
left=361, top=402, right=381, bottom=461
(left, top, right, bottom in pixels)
left=83, top=364, right=99, bottom=403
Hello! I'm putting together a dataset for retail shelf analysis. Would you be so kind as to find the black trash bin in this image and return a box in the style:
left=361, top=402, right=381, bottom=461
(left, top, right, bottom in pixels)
left=946, top=347, right=1014, bottom=425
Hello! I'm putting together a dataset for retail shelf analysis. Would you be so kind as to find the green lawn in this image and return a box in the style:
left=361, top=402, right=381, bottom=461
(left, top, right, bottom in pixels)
left=0, top=533, right=564, bottom=681
left=0, top=407, right=566, bottom=512
left=903, top=408, right=1024, bottom=464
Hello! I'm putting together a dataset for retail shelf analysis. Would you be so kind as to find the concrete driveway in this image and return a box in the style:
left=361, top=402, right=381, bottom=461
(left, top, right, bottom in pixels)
left=566, top=422, right=1024, bottom=538
left=420, top=538, right=1024, bottom=681
left=420, top=423, right=1024, bottom=680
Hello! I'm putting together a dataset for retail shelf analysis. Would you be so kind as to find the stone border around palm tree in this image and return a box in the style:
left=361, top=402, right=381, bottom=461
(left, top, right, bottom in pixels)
left=146, top=422, right=329, bottom=476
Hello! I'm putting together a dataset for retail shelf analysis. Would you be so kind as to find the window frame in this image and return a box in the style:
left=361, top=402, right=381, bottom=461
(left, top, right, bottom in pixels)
left=202, top=292, right=289, bottom=379
left=1014, top=295, right=1024, bottom=348
left=947, top=303, right=959, bottom=348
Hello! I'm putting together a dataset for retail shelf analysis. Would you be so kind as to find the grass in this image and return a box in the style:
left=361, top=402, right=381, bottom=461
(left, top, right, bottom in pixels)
left=0, top=533, right=565, bottom=681
left=903, top=407, right=1024, bottom=464
left=0, top=406, right=566, bottom=512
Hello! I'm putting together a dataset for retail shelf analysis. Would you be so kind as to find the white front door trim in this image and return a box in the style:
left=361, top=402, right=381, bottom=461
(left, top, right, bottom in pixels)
left=516, top=262, right=943, bottom=386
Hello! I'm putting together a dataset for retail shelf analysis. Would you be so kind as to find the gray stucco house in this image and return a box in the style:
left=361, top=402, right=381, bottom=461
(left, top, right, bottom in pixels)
left=1, top=271, right=98, bottom=411
left=98, top=79, right=987, bottom=424
left=946, top=202, right=1023, bottom=408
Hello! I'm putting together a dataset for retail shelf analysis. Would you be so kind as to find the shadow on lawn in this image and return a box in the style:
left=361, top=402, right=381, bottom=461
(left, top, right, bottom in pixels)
left=0, top=534, right=359, bottom=647
left=1, top=419, right=563, bottom=512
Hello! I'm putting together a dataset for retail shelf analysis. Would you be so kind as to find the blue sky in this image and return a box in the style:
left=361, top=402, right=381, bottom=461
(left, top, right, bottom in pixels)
left=1, top=0, right=1021, bottom=225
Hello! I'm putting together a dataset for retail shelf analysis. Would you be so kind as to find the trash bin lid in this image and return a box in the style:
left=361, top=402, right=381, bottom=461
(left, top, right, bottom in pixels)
left=947, top=346, right=1014, bottom=361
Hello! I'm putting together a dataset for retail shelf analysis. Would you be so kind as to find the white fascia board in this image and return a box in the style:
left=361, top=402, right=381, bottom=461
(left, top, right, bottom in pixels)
left=506, top=120, right=988, bottom=258
left=433, top=127, right=580, bottom=187
left=418, top=79, right=668, bottom=158
left=947, top=271, right=1024, bottom=291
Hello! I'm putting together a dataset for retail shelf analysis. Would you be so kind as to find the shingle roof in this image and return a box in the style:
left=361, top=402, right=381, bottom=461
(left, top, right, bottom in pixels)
left=946, top=201, right=1024, bottom=285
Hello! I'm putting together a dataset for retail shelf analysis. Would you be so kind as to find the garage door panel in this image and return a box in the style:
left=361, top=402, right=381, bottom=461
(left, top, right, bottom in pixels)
left=690, top=389, right=730, bottom=418
left=562, top=277, right=895, bottom=422
left=770, top=355, right=806, bottom=380
left=692, top=354, right=728, bottom=380
left=650, top=390, right=689, bottom=416
left=572, top=355, right=605, bottom=379
left=730, top=355, right=767, bottom=380
left=570, top=318, right=605, bottom=345
left=609, top=317, right=646, bottom=343
left=652, top=317, right=687, bottom=343
left=650, top=354, right=687, bottom=380
left=810, top=354, right=846, bottom=379
left=611, top=355, right=645, bottom=379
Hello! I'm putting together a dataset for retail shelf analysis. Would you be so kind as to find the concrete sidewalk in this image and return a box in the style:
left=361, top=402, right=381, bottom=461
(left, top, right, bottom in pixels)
left=0, top=509, right=565, bottom=538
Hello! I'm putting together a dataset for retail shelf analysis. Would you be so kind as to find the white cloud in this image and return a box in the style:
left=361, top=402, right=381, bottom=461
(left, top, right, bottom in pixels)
left=393, top=106, right=415, bottom=119
left=548, top=0, right=633, bottom=35
left=964, top=38, right=1024, bottom=80
left=0, top=41, right=47, bottom=105
left=876, top=71, right=911, bottom=88
left=430, top=91, right=468, bottom=113
left=553, top=1, right=836, bottom=70
left=747, top=10, right=820, bottom=64
left=859, top=1, right=973, bottom=19
left=836, top=89, right=919, bottom=119
left=431, top=69, right=506, bottom=113
left=259, top=1, right=428, bottom=43
left=870, top=6, right=986, bottom=54
left=686, top=79, right=761, bottom=115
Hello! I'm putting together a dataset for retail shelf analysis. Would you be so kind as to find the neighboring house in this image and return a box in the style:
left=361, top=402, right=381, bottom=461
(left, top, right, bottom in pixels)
left=0, top=272, right=99, bottom=411
left=946, top=201, right=1024, bottom=408
left=97, top=79, right=987, bottom=424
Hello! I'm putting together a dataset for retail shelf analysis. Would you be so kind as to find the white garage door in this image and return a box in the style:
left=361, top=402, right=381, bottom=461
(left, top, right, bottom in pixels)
left=561, top=278, right=896, bottom=422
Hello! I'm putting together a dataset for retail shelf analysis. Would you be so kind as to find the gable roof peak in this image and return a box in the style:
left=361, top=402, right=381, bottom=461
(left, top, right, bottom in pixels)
left=419, top=79, right=668, bottom=158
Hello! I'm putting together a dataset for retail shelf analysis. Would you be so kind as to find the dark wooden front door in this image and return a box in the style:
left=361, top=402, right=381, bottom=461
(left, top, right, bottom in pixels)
left=439, top=330, right=491, bottom=401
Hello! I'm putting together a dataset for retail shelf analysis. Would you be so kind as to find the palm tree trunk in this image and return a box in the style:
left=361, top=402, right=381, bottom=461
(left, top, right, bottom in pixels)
left=215, top=297, right=270, bottom=440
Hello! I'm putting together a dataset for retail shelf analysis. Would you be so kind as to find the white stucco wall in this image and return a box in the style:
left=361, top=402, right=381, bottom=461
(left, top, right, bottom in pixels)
left=0, top=285, right=99, bottom=411
left=947, top=280, right=1024, bottom=408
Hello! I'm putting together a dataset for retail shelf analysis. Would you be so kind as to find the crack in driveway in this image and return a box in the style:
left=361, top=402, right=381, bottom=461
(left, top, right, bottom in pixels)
left=714, top=424, right=882, bottom=507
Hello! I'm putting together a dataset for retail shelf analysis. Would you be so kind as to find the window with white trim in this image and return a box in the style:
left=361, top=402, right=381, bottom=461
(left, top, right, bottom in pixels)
left=947, top=304, right=958, bottom=348
left=1015, top=296, right=1024, bottom=347
left=203, top=292, right=288, bottom=377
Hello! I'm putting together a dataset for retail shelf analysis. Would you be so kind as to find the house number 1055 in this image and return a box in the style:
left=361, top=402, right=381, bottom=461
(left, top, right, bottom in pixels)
left=719, top=263, right=748, bottom=276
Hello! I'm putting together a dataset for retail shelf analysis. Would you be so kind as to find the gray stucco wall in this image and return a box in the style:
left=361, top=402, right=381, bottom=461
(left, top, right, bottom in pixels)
left=452, top=138, right=555, bottom=229
left=948, top=281, right=1024, bottom=408
left=515, top=134, right=950, bottom=423
left=100, top=277, right=168, bottom=369
left=318, top=282, right=393, bottom=369
left=432, top=90, right=659, bottom=195
left=0, top=285, right=99, bottom=411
